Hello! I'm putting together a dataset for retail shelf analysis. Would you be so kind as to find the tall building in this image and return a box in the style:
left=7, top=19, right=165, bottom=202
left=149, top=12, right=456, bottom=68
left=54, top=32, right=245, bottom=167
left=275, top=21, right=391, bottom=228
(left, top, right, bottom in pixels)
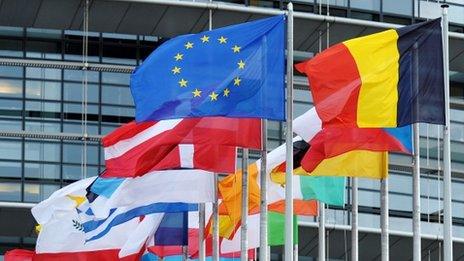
left=0, top=0, right=462, bottom=260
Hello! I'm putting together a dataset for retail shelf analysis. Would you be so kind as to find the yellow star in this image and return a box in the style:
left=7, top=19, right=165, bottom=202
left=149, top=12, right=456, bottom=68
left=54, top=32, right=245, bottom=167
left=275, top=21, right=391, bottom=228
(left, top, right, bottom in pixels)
left=172, top=66, right=181, bottom=74
left=223, top=88, right=230, bottom=97
left=233, top=77, right=241, bottom=86
left=174, top=53, right=183, bottom=61
left=218, top=36, right=227, bottom=44
left=178, top=78, right=188, bottom=87
left=192, top=88, right=202, bottom=97
left=185, top=42, right=194, bottom=49
left=209, top=91, right=218, bottom=101
left=232, top=45, right=241, bottom=53
left=237, top=60, right=245, bottom=69
left=200, top=35, right=210, bottom=43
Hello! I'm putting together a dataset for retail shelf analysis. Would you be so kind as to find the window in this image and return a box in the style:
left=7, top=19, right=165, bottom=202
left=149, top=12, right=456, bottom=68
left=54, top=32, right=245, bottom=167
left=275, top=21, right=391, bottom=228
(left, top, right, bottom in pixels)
left=25, top=67, right=61, bottom=80
left=24, top=183, right=60, bottom=203
left=63, top=165, right=99, bottom=180
left=25, top=141, right=61, bottom=162
left=64, top=82, right=99, bottom=103
left=25, top=121, right=60, bottom=133
left=102, top=85, right=134, bottom=106
left=0, top=66, right=23, bottom=78
left=0, top=79, right=23, bottom=98
left=0, top=139, right=21, bottom=160
left=351, top=0, right=380, bottom=11
left=24, top=163, right=60, bottom=179
left=383, top=0, right=412, bottom=16
left=101, top=72, right=130, bottom=85
left=63, top=143, right=99, bottom=165
left=25, top=80, right=61, bottom=100
left=0, top=161, right=21, bottom=178
left=63, top=69, right=99, bottom=83
left=0, top=182, right=21, bottom=202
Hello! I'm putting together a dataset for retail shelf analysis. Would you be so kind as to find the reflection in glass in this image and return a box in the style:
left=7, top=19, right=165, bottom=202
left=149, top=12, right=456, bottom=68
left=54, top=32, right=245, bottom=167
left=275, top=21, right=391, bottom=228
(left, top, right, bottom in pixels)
left=0, top=182, right=21, bottom=201
left=0, top=79, right=22, bottom=98
left=25, top=80, right=61, bottom=100
left=24, top=183, right=59, bottom=203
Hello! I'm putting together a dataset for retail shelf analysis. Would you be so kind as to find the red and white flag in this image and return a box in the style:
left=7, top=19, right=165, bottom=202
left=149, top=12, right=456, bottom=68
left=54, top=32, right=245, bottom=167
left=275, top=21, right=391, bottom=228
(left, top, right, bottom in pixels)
left=102, top=117, right=261, bottom=177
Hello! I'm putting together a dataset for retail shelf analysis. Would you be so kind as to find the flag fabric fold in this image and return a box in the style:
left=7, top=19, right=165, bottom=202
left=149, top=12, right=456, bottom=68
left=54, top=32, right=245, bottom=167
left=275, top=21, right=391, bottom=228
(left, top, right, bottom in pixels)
left=131, top=15, right=285, bottom=121
left=102, top=117, right=260, bottom=177
left=296, top=19, right=444, bottom=128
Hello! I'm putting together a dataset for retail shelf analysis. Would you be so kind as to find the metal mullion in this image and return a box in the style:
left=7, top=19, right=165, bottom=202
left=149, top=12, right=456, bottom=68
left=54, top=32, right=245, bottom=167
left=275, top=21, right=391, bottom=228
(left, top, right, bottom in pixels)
left=20, top=49, right=26, bottom=202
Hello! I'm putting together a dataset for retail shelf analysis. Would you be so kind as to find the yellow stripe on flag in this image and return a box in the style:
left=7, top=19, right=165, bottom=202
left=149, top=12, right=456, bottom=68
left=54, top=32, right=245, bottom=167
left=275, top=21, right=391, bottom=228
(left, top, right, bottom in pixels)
left=295, top=150, right=388, bottom=179
left=343, top=29, right=400, bottom=128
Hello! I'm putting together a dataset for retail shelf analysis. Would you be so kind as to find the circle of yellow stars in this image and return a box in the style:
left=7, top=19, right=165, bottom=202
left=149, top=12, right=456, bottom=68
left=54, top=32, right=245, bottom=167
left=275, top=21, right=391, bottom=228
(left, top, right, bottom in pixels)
left=171, top=34, right=245, bottom=101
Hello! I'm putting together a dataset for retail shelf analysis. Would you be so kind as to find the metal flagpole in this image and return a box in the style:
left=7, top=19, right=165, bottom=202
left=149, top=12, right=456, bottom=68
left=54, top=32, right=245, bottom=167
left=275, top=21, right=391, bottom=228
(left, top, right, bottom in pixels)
left=182, top=246, right=188, bottom=261
left=241, top=148, right=249, bottom=261
left=259, top=120, right=268, bottom=261
left=213, top=174, right=220, bottom=261
left=318, top=203, right=325, bottom=261
left=412, top=41, right=421, bottom=261
left=208, top=6, right=219, bottom=261
left=199, top=203, right=206, bottom=261
left=441, top=4, right=453, bottom=261
left=351, top=177, right=358, bottom=261
left=285, top=2, right=294, bottom=261
left=380, top=178, right=389, bottom=261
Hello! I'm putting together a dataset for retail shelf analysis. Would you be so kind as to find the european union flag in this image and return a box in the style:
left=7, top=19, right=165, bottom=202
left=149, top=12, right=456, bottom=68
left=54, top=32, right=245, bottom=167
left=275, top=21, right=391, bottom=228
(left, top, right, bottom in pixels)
left=131, top=15, right=285, bottom=122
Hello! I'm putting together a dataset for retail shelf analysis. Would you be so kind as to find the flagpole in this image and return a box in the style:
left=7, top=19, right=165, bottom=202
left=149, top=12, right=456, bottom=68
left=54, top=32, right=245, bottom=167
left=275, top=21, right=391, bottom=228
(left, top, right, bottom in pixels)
left=380, top=178, right=389, bottom=261
left=412, top=41, right=421, bottom=261
left=441, top=4, right=453, bottom=261
left=182, top=246, right=188, bottom=261
left=318, top=203, right=325, bottom=261
left=284, top=2, right=294, bottom=261
left=351, top=177, right=358, bottom=261
left=212, top=174, right=220, bottom=261
left=259, top=119, right=268, bottom=261
left=240, top=148, right=249, bottom=261
left=199, top=203, right=206, bottom=261
left=208, top=6, right=218, bottom=261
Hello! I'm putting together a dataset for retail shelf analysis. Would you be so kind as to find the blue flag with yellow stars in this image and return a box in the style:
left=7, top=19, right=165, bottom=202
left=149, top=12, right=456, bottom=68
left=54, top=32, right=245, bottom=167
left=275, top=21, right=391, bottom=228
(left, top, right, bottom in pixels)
left=130, top=15, right=285, bottom=122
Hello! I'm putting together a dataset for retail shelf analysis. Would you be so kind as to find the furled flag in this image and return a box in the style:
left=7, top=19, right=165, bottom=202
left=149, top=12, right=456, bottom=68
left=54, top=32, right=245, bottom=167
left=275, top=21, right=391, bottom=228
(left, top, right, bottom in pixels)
left=102, top=117, right=261, bottom=177
left=296, top=18, right=444, bottom=128
left=130, top=15, right=285, bottom=121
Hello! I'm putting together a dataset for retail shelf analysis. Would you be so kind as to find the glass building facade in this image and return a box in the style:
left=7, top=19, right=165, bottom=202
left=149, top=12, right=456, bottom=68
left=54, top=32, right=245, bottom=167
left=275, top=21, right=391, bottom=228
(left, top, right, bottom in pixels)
left=0, top=0, right=463, bottom=259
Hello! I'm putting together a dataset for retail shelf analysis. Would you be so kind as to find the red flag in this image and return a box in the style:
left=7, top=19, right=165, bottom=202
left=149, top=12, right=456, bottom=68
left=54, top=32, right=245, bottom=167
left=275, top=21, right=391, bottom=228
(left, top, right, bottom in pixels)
left=102, top=117, right=261, bottom=177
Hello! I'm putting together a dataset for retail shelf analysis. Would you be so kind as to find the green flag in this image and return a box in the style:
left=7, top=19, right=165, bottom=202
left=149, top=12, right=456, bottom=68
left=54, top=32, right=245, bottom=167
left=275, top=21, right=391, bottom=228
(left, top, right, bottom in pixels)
left=268, top=211, right=298, bottom=246
left=300, top=176, right=346, bottom=206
